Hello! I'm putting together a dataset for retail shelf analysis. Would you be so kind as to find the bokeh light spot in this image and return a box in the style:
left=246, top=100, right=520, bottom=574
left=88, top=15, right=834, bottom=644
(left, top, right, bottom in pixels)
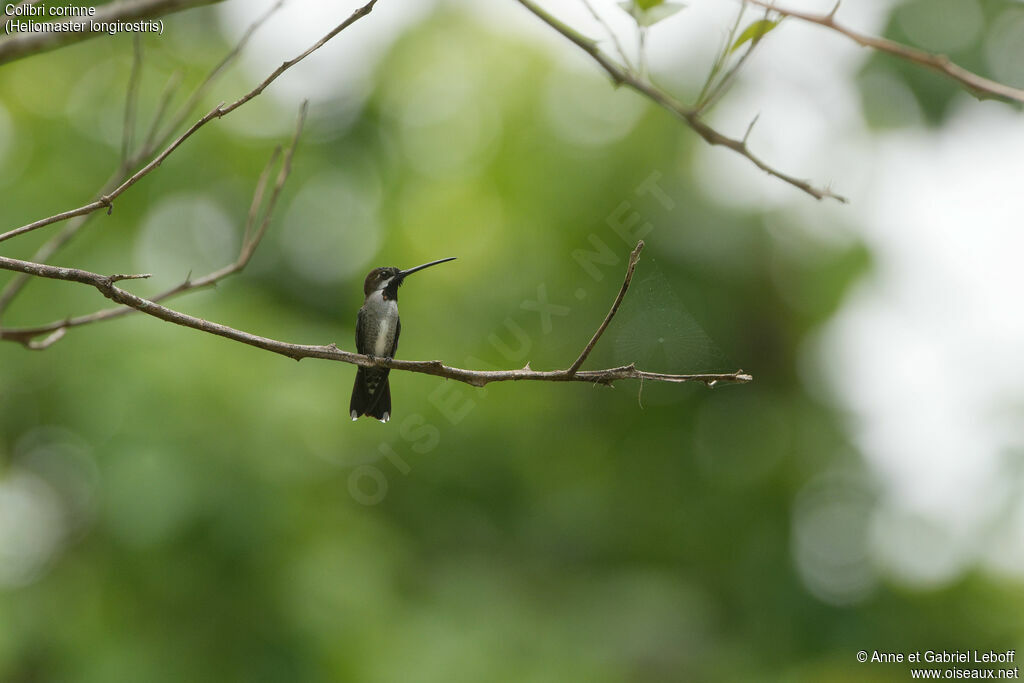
left=870, top=503, right=965, bottom=589
left=0, top=470, right=65, bottom=588
left=280, top=170, right=382, bottom=284
left=544, top=63, right=646, bottom=147
left=792, top=472, right=878, bottom=605
left=136, top=194, right=238, bottom=283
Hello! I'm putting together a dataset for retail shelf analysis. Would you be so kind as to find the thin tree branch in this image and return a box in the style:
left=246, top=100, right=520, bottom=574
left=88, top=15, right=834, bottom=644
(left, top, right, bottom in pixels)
left=0, top=248, right=752, bottom=389
left=151, top=0, right=286, bottom=149
left=744, top=0, right=1024, bottom=104
left=140, top=69, right=184, bottom=155
left=515, top=0, right=846, bottom=203
left=0, top=3, right=282, bottom=317
left=121, top=36, right=144, bottom=167
left=0, top=193, right=104, bottom=316
left=579, top=0, right=635, bottom=73
left=694, top=2, right=747, bottom=112
left=0, top=0, right=224, bottom=66
left=0, top=0, right=378, bottom=246
left=567, top=239, right=643, bottom=376
left=240, top=149, right=283, bottom=254
left=0, top=102, right=308, bottom=347
left=695, top=6, right=772, bottom=115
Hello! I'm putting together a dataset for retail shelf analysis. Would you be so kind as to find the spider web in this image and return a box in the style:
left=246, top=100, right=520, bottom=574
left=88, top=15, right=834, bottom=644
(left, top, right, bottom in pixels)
left=610, top=268, right=733, bottom=374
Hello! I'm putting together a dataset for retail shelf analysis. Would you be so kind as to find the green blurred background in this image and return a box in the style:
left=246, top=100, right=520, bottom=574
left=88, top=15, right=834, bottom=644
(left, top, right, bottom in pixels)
left=1, top=1, right=1023, bottom=680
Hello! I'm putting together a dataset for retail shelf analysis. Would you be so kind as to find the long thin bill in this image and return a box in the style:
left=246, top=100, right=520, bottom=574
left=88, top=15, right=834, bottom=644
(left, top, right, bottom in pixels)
left=398, top=257, right=457, bottom=278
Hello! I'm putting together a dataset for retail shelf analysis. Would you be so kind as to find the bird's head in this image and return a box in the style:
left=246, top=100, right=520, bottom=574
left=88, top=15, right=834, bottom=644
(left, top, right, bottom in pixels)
left=363, top=267, right=401, bottom=296
left=362, top=258, right=456, bottom=298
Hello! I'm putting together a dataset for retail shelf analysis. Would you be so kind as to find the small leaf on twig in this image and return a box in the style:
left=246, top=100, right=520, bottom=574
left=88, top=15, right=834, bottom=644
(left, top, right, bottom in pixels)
left=729, top=19, right=779, bottom=53
left=618, top=0, right=685, bottom=27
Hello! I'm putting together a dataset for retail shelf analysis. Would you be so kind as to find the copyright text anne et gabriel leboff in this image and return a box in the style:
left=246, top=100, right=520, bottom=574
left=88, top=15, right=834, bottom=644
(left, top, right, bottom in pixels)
left=864, top=650, right=1016, bottom=664
left=4, top=4, right=164, bottom=36
left=856, top=650, right=1020, bottom=679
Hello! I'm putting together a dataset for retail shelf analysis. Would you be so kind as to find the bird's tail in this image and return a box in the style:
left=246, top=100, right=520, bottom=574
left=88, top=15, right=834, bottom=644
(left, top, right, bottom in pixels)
left=350, top=368, right=391, bottom=423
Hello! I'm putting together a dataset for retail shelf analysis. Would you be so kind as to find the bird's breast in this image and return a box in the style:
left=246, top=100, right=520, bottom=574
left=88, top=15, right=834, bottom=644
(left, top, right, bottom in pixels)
left=374, top=312, right=396, bottom=357
left=361, top=292, right=399, bottom=357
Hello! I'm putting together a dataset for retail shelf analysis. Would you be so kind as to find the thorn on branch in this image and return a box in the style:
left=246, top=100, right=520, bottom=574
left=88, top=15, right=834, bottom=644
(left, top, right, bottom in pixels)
left=743, top=114, right=760, bottom=144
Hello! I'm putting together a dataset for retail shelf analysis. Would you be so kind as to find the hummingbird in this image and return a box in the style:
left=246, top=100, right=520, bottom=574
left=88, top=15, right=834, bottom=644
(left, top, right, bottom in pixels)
left=350, top=257, right=457, bottom=423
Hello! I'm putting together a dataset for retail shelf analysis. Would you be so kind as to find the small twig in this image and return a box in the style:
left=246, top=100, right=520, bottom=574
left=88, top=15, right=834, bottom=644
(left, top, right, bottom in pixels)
left=744, top=0, right=1024, bottom=104
left=0, top=251, right=752, bottom=389
left=242, top=147, right=282, bottom=249
left=121, top=36, right=144, bottom=167
left=742, top=113, right=760, bottom=144
left=515, top=0, right=846, bottom=203
left=580, top=0, right=635, bottom=73
left=0, top=104, right=308, bottom=345
left=567, top=240, right=644, bottom=376
left=108, top=273, right=153, bottom=282
left=0, top=0, right=376, bottom=246
left=695, top=3, right=747, bottom=110
left=695, top=7, right=773, bottom=115
left=25, top=328, right=66, bottom=351
left=637, top=25, right=648, bottom=81
left=140, top=69, right=183, bottom=158
left=243, top=100, right=307, bottom=258
left=151, top=0, right=286, bottom=148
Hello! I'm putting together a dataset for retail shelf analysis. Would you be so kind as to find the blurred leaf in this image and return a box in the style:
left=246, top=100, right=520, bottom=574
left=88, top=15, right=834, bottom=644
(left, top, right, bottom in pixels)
left=618, top=0, right=685, bottom=27
left=730, top=19, right=779, bottom=53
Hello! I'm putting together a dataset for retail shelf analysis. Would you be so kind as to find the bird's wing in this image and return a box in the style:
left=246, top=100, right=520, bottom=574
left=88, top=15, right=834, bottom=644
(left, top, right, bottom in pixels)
left=355, top=306, right=368, bottom=355
left=393, top=316, right=401, bottom=357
